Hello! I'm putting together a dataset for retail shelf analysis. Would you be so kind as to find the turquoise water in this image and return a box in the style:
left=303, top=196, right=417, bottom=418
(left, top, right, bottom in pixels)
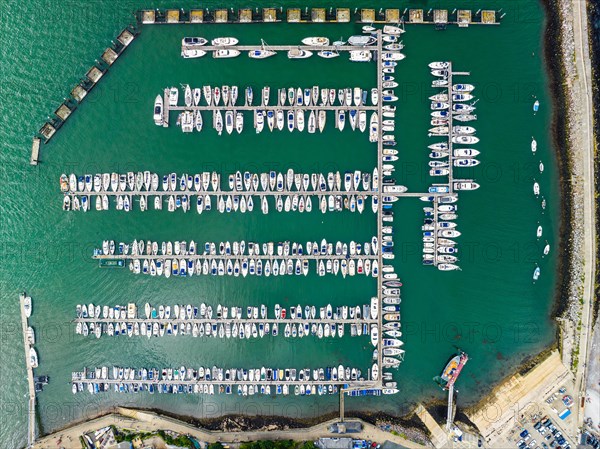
left=0, top=1, right=559, bottom=448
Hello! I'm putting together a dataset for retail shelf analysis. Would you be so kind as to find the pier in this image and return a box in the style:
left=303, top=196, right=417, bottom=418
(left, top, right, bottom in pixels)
left=19, top=293, right=36, bottom=448
left=375, top=30, right=384, bottom=372
left=92, top=253, right=379, bottom=261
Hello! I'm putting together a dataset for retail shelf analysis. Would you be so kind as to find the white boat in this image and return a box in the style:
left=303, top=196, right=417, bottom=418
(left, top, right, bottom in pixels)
left=168, top=87, right=179, bottom=106
left=302, top=37, right=329, bottom=46
left=533, top=266, right=540, bottom=281
left=531, top=138, right=537, bottom=154
left=29, top=347, right=38, bottom=368
left=235, top=112, right=244, bottom=133
left=337, top=110, right=345, bottom=131
left=382, top=52, right=405, bottom=61
left=453, top=83, right=475, bottom=92
left=369, top=112, right=379, bottom=142
left=348, top=35, right=376, bottom=46
left=181, top=48, right=206, bottom=58
left=23, top=295, right=32, bottom=317
left=429, top=61, right=449, bottom=69
left=248, top=49, right=276, bottom=59
left=383, top=25, right=405, bottom=35
left=452, top=135, right=480, bottom=144
left=212, top=37, right=239, bottom=46
left=453, top=182, right=480, bottom=190
left=153, top=95, right=163, bottom=126
left=454, top=148, right=480, bottom=157
left=537, top=225, right=543, bottom=238
left=288, top=48, right=312, bottom=59
left=454, top=158, right=480, bottom=167
left=349, top=50, right=372, bottom=62
left=225, top=111, right=234, bottom=134
left=213, top=49, right=241, bottom=58
left=533, top=182, right=540, bottom=195
left=182, top=36, right=207, bottom=47
left=194, top=110, right=203, bottom=132
left=184, top=85, right=192, bottom=107
left=193, top=88, right=201, bottom=105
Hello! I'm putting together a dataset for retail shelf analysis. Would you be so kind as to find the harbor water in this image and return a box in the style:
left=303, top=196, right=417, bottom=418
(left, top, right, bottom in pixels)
left=0, top=1, right=559, bottom=447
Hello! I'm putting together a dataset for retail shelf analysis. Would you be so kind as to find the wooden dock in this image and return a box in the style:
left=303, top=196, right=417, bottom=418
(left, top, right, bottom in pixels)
left=19, top=293, right=36, bottom=447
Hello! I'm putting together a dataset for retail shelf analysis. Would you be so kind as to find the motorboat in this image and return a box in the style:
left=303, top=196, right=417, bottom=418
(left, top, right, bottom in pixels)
left=382, top=52, right=405, bottom=61
left=168, top=87, right=178, bottom=106
left=181, top=48, right=206, bottom=58
left=533, top=266, right=540, bottom=281
left=531, top=138, right=537, bottom=154
left=349, top=50, right=372, bottom=62
left=212, top=37, right=239, bottom=46
left=454, top=148, right=480, bottom=157
left=452, top=135, right=479, bottom=144
left=153, top=95, right=163, bottom=126
left=429, top=61, right=450, bottom=69
left=302, top=37, right=329, bottom=46
left=288, top=48, right=313, bottom=59
left=213, top=49, right=241, bottom=58
left=29, top=347, right=38, bottom=368
left=453, top=182, right=480, bottom=190
left=182, top=37, right=207, bottom=47
left=454, top=158, right=480, bottom=167
left=383, top=25, right=405, bottom=35
left=348, top=35, right=376, bottom=46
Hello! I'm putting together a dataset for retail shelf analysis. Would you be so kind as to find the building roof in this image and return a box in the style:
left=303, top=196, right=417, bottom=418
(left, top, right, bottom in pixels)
left=316, top=438, right=353, bottom=449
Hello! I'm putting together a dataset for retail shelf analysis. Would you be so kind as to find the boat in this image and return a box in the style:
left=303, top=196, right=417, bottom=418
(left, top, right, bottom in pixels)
left=531, top=138, right=537, bottom=154
left=383, top=25, right=405, bottom=35
left=184, top=85, right=192, bottom=107
left=194, top=111, right=203, bottom=132
left=436, top=352, right=468, bottom=390
left=288, top=48, right=313, bottom=59
left=182, top=48, right=206, bottom=58
left=382, top=52, right=405, bottom=61
left=318, top=50, right=339, bottom=59
left=302, top=37, right=329, bottom=46
left=453, top=83, right=474, bottom=92
left=349, top=50, right=372, bottom=62
left=533, top=266, right=541, bottom=281
left=23, top=295, right=32, bottom=317
left=153, top=95, right=163, bottom=126
left=454, top=148, right=480, bottom=157
left=533, top=182, right=540, bottom=196
left=29, top=347, right=38, bottom=368
left=348, top=35, right=376, bottom=46
left=212, top=37, right=239, bottom=46
left=454, top=158, right=480, bottom=167
left=225, top=111, right=234, bottom=134
left=453, top=182, right=480, bottom=190
left=168, top=87, right=179, bottom=106
left=452, top=135, right=480, bottom=144
left=543, top=243, right=550, bottom=256
left=213, top=49, right=241, bottom=58
left=533, top=100, right=540, bottom=112
left=248, top=49, right=276, bottom=59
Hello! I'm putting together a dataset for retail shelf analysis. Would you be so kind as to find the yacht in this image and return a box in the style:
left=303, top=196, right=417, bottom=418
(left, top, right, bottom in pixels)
left=349, top=50, right=372, bottom=62
left=301, top=37, right=329, bottom=46
left=168, top=87, right=179, bottom=106
left=213, top=49, right=241, bottom=58
left=287, top=48, right=313, bottom=59
left=181, top=48, right=206, bottom=58
left=248, top=49, right=276, bottom=59
left=212, top=37, right=239, bottom=46
left=153, top=95, right=163, bottom=126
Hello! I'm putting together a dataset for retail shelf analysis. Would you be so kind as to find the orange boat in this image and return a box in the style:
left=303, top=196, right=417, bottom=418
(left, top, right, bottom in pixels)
left=438, top=352, right=468, bottom=390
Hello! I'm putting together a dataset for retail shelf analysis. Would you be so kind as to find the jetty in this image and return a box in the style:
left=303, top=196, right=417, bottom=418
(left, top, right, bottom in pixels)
left=19, top=293, right=36, bottom=448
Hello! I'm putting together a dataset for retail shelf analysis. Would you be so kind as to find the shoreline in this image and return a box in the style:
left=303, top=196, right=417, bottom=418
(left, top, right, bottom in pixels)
left=24, top=1, right=594, bottom=447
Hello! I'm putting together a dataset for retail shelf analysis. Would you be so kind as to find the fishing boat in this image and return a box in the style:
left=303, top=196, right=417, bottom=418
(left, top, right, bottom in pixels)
left=302, top=37, right=329, bottom=46
left=212, top=37, right=239, bottom=46
left=436, top=352, right=468, bottom=390
left=213, top=49, right=241, bottom=58
left=288, top=48, right=313, bottom=59
left=153, top=95, right=163, bottom=126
